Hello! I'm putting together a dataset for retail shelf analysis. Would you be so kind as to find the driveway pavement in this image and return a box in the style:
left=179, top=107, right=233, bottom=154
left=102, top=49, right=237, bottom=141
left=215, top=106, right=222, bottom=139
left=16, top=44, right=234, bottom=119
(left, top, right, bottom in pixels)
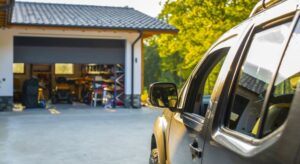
left=0, top=105, right=162, bottom=164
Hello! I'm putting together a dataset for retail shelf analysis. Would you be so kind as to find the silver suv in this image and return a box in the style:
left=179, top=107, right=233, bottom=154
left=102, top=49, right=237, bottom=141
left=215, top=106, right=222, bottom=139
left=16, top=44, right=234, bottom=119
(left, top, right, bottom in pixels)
left=149, top=0, right=300, bottom=163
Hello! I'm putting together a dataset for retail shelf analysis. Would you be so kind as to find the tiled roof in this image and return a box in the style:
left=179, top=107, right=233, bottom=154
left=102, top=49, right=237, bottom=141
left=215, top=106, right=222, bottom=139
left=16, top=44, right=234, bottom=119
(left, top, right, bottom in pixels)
left=10, top=2, right=177, bottom=32
left=239, top=73, right=267, bottom=94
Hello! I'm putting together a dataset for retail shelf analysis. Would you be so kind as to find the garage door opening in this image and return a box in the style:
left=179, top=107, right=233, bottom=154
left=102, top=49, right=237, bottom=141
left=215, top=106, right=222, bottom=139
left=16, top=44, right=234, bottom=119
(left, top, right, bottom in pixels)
left=13, top=37, right=125, bottom=110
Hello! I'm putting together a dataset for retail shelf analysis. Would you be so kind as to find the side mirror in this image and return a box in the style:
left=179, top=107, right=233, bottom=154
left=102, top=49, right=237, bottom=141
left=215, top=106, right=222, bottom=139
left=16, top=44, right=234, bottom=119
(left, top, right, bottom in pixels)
left=149, top=82, right=178, bottom=111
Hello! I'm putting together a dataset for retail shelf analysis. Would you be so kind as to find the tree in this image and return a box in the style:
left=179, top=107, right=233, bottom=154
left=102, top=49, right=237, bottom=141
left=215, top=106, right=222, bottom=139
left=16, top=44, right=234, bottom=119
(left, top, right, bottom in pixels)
left=144, top=39, right=185, bottom=90
left=144, top=44, right=161, bottom=90
left=155, top=0, right=259, bottom=82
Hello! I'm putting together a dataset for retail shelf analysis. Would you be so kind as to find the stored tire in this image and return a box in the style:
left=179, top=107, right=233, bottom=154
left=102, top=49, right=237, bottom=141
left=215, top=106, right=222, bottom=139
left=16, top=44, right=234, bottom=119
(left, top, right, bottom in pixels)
left=149, top=148, right=159, bottom=164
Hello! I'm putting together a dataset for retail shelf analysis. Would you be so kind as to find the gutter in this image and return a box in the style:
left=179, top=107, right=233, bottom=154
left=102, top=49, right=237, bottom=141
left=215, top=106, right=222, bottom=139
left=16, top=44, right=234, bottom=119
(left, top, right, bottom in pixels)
left=131, top=30, right=143, bottom=108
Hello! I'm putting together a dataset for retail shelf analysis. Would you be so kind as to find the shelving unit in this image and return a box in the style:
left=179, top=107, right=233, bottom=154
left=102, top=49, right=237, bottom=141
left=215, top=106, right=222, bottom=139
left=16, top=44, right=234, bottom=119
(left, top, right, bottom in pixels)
left=113, top=64, right=125, bottom=107
left=83, top=64, right=125, bottom=108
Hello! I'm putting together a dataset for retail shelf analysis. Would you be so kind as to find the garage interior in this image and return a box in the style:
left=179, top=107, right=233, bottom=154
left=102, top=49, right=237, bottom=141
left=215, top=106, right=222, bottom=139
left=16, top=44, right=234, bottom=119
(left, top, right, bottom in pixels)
left=13, top=36, right=125, bottom=109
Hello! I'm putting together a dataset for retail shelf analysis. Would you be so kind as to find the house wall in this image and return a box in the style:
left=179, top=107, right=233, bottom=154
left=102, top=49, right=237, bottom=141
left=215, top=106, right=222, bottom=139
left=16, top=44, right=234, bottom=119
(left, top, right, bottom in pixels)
left=0, top=27, right=143, bottom=110
left=0, top=30, right=14, bottom=110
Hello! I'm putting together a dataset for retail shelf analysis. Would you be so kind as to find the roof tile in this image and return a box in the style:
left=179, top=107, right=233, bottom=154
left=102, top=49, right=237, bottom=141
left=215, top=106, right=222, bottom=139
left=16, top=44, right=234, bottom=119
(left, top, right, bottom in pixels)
left=11, top=2, right=177, bottom=32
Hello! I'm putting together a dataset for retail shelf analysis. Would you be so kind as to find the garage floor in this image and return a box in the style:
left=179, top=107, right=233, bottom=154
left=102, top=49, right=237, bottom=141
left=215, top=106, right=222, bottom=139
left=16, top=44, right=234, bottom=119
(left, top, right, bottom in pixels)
left=0, top=106, right=162, bottom=164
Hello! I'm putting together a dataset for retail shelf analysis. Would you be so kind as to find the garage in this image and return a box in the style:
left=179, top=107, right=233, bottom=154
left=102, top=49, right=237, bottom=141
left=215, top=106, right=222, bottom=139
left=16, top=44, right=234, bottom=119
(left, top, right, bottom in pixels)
left=13, top=37, right=126, bottom=108
left=0, top=1, right=177, bottom=111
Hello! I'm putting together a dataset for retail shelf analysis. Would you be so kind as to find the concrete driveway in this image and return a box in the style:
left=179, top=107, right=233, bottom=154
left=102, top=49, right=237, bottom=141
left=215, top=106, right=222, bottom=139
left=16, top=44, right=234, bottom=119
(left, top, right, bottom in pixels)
left=0, top=105, right=162, bottom=164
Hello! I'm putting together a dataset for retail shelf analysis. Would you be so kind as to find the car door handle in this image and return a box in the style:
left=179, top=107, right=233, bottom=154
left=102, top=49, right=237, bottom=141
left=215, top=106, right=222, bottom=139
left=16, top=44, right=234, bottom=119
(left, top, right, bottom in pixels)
left=189, top=142, right=202, bottom=159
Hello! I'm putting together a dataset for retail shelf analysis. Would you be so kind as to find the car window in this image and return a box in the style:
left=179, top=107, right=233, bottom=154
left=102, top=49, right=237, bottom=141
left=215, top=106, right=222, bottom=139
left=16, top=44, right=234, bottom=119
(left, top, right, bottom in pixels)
left=204, top=57, right=226, bottom=96
left=260, top=19, right=300, bottom=137
left=226, top=21, right=291, bottom=138
left=177, top=77, right=191, bottom=109
left=191, top=48, right=229, bottom=116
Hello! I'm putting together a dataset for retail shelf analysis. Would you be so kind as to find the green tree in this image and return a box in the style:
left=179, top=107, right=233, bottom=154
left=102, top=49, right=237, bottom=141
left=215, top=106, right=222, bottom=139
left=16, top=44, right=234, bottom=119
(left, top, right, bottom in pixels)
left=144, top=40, right=185, bottom=90
left=155, top=0, right=259, bottom=83
left=144, top=44, right=161, bottom=90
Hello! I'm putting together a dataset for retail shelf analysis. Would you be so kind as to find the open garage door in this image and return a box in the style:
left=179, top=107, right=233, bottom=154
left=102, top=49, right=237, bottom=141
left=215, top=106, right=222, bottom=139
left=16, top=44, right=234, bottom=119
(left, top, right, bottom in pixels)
left=14, top=37, right=125, bottom=64
left=13, top=36, right=126, bottom=108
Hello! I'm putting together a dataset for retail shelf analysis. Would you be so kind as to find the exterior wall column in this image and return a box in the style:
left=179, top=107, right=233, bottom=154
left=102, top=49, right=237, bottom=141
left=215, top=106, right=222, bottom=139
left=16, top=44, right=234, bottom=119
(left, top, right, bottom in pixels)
left=124, top=36, right=142, bottom=108
left=0, top=29, right=14, bottom=111
left=132, top=38, right=142, bottom=108
left=124, top=40, right=132, bottom=108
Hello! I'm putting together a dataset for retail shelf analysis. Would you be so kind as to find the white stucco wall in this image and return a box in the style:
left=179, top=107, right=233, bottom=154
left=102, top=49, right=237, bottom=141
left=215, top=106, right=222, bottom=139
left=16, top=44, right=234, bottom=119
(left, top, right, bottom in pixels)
left=0, top=30, right=14, bottom=96
left=125, top=40, right=132, bottom=96
left=133, top=38, right=142, bottom=95
left=0, top=27, right=142, bottom=97
left=125, top=37, right=142, bottom=95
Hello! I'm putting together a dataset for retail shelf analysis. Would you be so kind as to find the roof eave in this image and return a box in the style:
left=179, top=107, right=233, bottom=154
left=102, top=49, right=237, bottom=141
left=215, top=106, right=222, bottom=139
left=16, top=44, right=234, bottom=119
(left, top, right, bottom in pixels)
left=143, top=29, right=178, bottom=38
left=8, top=23, right=178, bottom=36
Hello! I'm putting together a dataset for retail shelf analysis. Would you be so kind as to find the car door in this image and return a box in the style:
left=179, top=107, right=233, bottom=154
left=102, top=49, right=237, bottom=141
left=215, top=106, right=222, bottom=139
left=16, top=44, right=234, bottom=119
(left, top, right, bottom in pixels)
left=203, top=3, right=300, bottom=164
left=167, top=36, right=238, bottom=164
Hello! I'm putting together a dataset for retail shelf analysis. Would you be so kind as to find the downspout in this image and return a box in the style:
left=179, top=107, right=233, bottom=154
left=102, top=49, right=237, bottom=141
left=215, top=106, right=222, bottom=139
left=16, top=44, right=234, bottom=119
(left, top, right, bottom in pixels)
left=131, top=30, right=143, bottom=108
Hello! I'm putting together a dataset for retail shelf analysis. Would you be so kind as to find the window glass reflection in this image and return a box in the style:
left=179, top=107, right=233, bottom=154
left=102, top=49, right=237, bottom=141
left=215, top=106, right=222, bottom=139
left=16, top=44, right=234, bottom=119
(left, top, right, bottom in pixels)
left=262, top=19, right=300, bottom=137
left=227, top=22, right=291, bottom=137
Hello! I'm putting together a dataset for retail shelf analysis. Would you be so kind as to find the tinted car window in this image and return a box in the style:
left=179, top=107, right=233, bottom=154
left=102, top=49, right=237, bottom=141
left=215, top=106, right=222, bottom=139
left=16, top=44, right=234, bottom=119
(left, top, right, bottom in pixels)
left=204, top=57, right=226, bottom=96
left=200, top=56, right=226, bottom=116
left=261, top=19, right=300, bottom=137
left=226, top=22, right=291, bottom=137
left=189, top=48, right=229, bottom=116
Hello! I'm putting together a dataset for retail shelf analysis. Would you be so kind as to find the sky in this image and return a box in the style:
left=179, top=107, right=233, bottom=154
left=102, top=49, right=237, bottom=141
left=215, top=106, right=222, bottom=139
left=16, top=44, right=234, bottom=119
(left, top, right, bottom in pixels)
left=16, top=0, right=166, bottom=17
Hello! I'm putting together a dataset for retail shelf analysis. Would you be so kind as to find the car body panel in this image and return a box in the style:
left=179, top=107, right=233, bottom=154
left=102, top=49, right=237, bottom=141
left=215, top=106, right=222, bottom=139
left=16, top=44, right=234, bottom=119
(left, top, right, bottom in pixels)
left=150, top=1, right=300, bottom=164
left=203, top=1, right=300, bottom=164
left=152, top=108, right=175, bottom=164
left=168, top=112, right=205, bottom=164
left=166, top=34, right=244, bottom=164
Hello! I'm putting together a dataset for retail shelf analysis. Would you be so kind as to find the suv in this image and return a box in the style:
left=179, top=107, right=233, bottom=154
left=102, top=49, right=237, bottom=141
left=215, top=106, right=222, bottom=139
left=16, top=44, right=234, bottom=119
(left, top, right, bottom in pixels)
left=148, top=0, right=300, bottom=164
